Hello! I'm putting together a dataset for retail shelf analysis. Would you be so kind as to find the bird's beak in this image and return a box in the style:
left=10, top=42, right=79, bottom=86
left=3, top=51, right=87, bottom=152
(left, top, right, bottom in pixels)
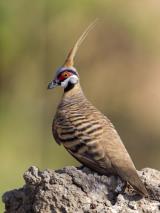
left=47, top=79, right=59, bottom=89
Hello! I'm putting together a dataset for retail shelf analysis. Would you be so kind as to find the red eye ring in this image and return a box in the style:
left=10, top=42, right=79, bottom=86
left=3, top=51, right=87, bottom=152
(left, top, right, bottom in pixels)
left=58, top=71, right=72, bottom=81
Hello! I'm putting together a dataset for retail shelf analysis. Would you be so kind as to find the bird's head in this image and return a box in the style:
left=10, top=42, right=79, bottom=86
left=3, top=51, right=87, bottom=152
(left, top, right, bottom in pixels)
left=48, top=19, right=97, bottom=91
left=47, top=67, right=79, bottom=90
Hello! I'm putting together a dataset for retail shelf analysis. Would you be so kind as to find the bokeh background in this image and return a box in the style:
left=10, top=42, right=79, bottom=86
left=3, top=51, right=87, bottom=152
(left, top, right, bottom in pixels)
left=1, top=0, right=160, bottom=211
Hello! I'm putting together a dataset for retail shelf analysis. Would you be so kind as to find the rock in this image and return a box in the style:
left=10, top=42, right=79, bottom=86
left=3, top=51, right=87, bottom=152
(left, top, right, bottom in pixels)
left=2, top=166, right=160, bottom=213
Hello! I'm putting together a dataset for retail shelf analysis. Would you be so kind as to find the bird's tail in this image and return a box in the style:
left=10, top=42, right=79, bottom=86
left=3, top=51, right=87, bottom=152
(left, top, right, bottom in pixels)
left=128, top=173, right=148, bottom=197
left=116, top=166, right=148, bottom=197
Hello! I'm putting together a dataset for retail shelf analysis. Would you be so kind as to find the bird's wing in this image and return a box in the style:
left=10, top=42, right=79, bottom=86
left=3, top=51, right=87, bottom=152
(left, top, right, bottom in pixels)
left=53, top=110, right=115, bottom=174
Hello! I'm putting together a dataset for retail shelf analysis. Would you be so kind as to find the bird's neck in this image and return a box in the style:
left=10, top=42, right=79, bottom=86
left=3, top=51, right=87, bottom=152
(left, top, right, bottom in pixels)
left=63, top=82, right=84, bottom=98
left=61, top=83, right=86, bottom=107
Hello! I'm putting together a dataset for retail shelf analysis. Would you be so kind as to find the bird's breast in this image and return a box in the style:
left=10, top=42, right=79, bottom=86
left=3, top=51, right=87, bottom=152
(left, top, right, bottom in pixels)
left=53, top=98, right=107, bottom=160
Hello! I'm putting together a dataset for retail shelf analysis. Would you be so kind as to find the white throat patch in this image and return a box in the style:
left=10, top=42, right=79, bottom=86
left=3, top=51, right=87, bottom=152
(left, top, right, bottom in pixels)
left=61, top=75, right=78, bottom=88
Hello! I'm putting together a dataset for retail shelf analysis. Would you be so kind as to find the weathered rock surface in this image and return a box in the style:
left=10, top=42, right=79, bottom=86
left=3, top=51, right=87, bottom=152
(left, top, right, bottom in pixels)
left=2, top=166, right=160, bottom=213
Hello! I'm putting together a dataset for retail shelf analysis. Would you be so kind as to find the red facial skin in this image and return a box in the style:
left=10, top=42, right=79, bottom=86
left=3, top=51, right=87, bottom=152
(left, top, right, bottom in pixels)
left=58, top=71, right=72, bottom=82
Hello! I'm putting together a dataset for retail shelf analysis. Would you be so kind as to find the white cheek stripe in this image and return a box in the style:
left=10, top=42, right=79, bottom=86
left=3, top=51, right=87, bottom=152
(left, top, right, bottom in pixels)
left=61, top=75, right=78, bottom=88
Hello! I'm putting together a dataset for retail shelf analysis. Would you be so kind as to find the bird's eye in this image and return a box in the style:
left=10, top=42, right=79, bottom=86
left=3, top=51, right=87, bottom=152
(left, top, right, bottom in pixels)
left=58, top=71, right=72, bottom=81
left=62, top=71, right=71, bottom=78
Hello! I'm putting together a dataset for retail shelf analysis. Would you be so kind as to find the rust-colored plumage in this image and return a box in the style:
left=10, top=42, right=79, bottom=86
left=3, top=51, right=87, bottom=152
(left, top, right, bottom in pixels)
left=48, top=20, right=148, bottom=197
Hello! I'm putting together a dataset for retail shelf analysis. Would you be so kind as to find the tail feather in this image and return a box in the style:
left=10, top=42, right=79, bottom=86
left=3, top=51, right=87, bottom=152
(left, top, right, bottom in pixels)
left=116, top=166, right=148, bottom=197
left=128, top=173, right=148, bottom=197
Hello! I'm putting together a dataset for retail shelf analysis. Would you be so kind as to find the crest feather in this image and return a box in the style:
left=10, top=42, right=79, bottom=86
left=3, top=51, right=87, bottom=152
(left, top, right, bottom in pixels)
left=64, top=19, right=98, bottom=67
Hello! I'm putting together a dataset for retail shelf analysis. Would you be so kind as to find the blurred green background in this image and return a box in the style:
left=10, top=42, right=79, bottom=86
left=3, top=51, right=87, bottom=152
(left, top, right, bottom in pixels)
left=1, top=0, right=160, bottom=211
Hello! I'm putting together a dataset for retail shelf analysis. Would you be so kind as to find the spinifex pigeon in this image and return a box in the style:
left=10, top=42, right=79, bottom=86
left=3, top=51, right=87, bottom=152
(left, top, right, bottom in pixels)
left=48, top=20, right=148, bottom=196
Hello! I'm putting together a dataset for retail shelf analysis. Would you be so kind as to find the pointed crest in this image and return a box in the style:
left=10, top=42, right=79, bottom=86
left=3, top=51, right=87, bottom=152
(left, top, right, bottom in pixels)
left=63, top=19, right=98, bottom=67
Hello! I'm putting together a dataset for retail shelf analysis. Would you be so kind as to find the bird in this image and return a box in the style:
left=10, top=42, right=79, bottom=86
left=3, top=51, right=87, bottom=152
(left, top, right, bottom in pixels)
left=48, top=20, right=148, bottom=197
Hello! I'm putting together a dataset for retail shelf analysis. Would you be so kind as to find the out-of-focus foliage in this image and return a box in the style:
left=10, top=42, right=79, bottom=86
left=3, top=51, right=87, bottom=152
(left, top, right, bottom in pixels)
left=1, top=0, right=160, bottom=211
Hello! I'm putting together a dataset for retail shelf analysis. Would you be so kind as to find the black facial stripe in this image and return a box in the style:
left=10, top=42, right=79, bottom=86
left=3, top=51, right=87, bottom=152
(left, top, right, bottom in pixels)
left=64, top=82, right=75, bottom=92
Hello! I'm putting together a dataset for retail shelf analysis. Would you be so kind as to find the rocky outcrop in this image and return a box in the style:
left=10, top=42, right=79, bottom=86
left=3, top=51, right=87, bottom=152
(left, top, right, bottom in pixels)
left=2, top=166, right=160, bottom=212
